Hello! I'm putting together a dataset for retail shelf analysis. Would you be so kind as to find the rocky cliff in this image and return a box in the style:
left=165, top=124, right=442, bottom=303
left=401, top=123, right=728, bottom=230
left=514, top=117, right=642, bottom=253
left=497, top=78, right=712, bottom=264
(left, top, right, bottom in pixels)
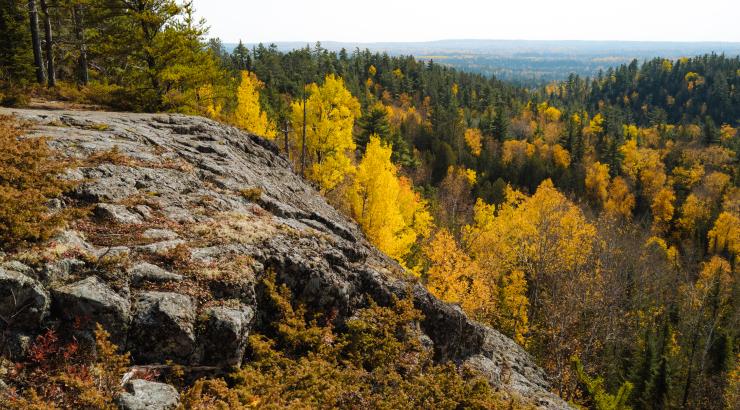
left=0, top=107, right=569, bottom=409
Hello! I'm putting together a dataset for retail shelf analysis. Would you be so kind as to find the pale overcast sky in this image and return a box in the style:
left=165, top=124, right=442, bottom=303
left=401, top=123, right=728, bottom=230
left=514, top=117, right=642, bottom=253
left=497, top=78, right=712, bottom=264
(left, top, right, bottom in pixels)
left=192, top=0, right=740, bottom=43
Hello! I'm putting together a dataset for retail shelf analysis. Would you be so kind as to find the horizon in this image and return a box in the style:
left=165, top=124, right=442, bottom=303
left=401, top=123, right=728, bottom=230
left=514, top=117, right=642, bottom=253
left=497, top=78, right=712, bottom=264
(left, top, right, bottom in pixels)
left=193, top=0, right=740, bottom=44
left=223, top=38, right=740, bottom=45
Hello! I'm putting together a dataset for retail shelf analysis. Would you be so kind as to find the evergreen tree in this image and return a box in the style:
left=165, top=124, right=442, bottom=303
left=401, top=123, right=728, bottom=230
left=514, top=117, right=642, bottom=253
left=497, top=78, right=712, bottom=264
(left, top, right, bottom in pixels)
left=0, top=0, right=34, bottom=89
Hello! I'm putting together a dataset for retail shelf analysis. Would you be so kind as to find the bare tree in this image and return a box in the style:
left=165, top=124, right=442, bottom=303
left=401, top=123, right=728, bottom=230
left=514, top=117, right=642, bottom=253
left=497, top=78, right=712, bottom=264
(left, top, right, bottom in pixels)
left=27, top=0, right=46, bottom=84
left=38, top=0, right=54, bottom=87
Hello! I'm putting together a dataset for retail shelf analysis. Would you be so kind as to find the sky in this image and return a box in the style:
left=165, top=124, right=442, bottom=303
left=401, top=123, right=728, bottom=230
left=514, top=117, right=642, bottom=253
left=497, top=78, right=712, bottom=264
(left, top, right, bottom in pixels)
left=192, top=0, right=740, bottom=44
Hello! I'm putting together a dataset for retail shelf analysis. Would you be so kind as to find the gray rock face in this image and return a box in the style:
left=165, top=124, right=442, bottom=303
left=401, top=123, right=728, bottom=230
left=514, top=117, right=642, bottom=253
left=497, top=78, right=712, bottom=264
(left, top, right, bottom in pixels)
left=52, top=230, right=96, bottom=254
left=128, top=262, right=183, bottom=285
left=137, top=240, right=185, bottom=254
left=197, top=305, right=254, bottom=367
left=0, top=108, right=569, bottom=408
left=130, top=292, right=196, bottom=364
left=0, top=268, right=50, bottom=329
left=141, top=229, right=179, bottom=241
left=116, top=379, right=179, bottom=410
left=95, top=203, right=144, bottom=224
left=52, top=276, right=131, bottom=343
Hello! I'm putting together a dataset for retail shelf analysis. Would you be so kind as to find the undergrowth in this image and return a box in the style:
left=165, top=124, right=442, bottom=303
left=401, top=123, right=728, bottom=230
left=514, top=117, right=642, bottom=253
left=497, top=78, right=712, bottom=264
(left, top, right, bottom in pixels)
left=180, top=273, right=532, bottom=409
left=0, top=116, right=76, bottom=251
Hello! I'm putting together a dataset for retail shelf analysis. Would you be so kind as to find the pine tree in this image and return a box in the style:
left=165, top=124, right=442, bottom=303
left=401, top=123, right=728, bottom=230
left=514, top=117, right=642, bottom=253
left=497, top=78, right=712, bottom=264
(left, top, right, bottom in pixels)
left=0, top=0, right=34, bottom=89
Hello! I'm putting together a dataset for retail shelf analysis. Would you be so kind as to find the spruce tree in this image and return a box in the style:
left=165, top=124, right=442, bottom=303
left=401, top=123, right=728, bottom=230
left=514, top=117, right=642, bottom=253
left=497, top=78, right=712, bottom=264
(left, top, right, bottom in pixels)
left=0, top=0, right=34, bottom=87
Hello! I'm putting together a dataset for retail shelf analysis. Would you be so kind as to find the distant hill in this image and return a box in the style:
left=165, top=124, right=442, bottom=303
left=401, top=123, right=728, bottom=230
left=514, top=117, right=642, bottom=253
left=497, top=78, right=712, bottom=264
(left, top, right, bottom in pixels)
left=224, top=39, right=740, bottom=84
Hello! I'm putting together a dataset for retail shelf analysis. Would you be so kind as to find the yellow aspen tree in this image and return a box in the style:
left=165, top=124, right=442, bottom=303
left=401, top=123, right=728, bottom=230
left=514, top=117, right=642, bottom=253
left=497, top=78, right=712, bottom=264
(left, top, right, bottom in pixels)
left=234, top=71, right=276, bottom=139
left=543, top=106, right=562, bottom=122
left=290, top=75, right=361, bottom=193
left=589, top=113, right=605, bottom=135
left=585, top=161, right=610, bottom=205
left=353, top=136, right=430, bottom=269
left=677, top=194, right=710, bottom=236
left=552, top=144, right=571, bottom=169
left=501, top=140, right=534, bottom=167
left=619, top=139, right=667, bottom=200
left=397, top=177, right=433, bottom=244
left=702, top=171, right=731, bottom=202
left=499, top=270, right=529, bottom=346
left=197, top=84, right=222, bottom=119
left=604, top=176, right=635, bottom=219
left=464, top=180, right=596, bottom=349
left=464, top=128, right=483, bottom=157
left=707, top=212, right=740, bottom=258
left=651, top=188, right=676, bottom=232
left=424, top=229, right=481, bottom=306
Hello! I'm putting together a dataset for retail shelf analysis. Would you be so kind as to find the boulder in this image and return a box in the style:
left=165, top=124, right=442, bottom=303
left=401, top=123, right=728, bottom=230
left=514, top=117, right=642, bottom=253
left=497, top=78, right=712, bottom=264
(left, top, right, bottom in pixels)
left=3, top=332, right=32, bottom=361
left=52, top=276, right=130, bottom=343
left=127, top=262, right=183, bottom=285
left=0, top=261, right=33, bottom=277
left=129, top=292, right=196, bottom=363
left=95, top=203, right=144, bottom=224
left=43, top=258, right=86, bottom=282
left=52, top=230, right=96, bottom=254
left=141, top=229, right=179, bottom=241
left=197, top=305, right=254, bottom=367
left=137, top=240, right=185, bottom=254
left=0, top=268, right=49, bottom=329
left=116, top=379, right=179, bottom=410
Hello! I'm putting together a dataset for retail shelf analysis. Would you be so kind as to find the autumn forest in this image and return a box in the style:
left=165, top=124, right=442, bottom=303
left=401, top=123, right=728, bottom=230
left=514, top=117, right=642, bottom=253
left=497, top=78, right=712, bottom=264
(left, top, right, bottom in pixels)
left=0, top=0, right=738, bottom=409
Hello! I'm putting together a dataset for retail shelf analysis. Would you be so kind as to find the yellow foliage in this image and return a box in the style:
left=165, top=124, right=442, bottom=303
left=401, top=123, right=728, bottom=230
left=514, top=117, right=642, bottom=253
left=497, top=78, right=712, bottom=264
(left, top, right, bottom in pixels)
left=197, top=84, right=222, bottom=119
left=543, top=106, right=562, bottom=122
left=585, top=161, right=610, bottom=205
left=694, top=256, right=733, bottom=311
left=589, top=113, right=605, bottom=135
left=352, top=137, right=431, bottom=270
left=290, top=75, right=361, bottom=192
left=397, top=176, right=433, bottom=244
left=620, top=139, right=667, bottom=200
left=645, top=236, right=680, bottom=266
left=234, top=71, right=276, bottom=139
left=623, top=124, right=639, bottom=141
left=707, top=212, right=740, bottom=258
left=500, top=269, right=529, bottom=346
left=651, top=188, right=676, bottom=231
left=552, top=144, right=571, bottom=169
left=464, top=168, right=477, bottom=185
left=720, top=124, right=737, bottom=145
left=463, top=180, right=596, bottom=345
left=464, top=128, right=483, bottom=156
left=677, top=194, right=710, bottom=235
left=672, top=164, right=705, bottom=190
left=701, top=171, right=731, bottom=201
left=604, top=176, right=635, bottom=219
left=424, top=229, right=485, bottom=308
left=661, top=59, right=673, bottom=72
left=501, top=140, right=535, bottom=167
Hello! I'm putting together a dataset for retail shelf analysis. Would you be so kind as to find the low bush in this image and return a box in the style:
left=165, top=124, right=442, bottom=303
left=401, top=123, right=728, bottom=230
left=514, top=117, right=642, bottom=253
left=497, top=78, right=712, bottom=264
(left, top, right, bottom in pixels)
left=0, top=116, right=76, bottom=250
left=182, top=273, right=532, bottom=409
left=0, top=324, right=130, bottom=409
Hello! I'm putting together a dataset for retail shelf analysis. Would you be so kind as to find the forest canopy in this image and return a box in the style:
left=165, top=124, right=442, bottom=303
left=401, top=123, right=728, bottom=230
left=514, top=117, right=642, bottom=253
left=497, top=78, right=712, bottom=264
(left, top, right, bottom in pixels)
left=0, top=1, right=738, bottom=409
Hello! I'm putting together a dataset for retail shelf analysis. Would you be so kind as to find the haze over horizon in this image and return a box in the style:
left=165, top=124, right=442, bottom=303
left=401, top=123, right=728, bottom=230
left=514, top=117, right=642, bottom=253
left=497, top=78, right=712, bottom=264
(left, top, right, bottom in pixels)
left=193, top=0, right=740, bottom=43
